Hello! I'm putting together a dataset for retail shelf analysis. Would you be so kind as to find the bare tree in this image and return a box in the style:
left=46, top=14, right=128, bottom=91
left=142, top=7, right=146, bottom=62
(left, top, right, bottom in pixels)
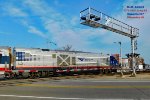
left=62, top=44, right=73, bottom=51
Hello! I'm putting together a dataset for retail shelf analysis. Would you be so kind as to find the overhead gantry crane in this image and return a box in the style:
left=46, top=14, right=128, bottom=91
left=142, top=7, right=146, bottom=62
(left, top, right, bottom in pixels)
left=80, top=7, right=139, bottom=76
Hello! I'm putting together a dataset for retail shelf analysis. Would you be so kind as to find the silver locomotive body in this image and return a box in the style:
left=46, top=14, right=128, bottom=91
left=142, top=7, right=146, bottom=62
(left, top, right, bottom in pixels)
left=13, top=48, right=110, bottom=71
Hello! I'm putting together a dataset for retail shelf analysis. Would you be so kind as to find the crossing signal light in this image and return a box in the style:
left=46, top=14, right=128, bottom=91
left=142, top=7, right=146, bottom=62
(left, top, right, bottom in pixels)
left=94, top=16, right=100, bottom=21
left=90, top=14, right=95, bottom=19
left=81, top=16, right=86, bottom=20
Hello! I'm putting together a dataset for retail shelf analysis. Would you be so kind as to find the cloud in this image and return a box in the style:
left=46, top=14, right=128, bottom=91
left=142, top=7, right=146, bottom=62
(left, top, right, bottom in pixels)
left=0, top=0, right=108, bottom=51
left=108, top=0, right=150, bottom=63
left=21, top=0, right=108, bottom=50
left=19, top=19, right=47, bottom=38
left=1, top=1, right=47, bottom=38
left=70, top=16, right=78, bottom=26
left=28, top=26, right=47, bottom=38
left=2, top=4, right=27, bottom=17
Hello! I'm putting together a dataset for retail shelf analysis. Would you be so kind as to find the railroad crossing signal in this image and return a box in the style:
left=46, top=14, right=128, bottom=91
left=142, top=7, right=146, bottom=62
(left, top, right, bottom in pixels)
left=80, top=7, right=139, bottom=38
left=80, top=7, right=139, bottom=76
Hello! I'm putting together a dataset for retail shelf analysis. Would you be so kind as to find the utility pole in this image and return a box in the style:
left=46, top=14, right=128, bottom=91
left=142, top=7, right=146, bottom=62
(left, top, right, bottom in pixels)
left=114, top=42, right=122, bottom=67
left=131, top=37, right=136, bottom=76
left=114, top=41, right=123, bottom=76
left=119, top=42, right=122, bottom=67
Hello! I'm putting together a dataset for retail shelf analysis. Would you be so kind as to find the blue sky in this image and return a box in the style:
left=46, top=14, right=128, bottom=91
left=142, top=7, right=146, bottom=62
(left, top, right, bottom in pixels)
left=0, top=0, right=150, bottom=64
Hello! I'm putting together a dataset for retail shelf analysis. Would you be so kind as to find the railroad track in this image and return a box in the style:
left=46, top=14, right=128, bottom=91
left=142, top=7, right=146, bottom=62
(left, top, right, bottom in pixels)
left=0, top=72, right=150, bottom=87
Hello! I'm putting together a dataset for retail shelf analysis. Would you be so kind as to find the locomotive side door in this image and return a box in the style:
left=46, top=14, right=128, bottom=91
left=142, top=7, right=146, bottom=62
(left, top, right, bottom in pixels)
left=57, top=54, right=70, bottom=66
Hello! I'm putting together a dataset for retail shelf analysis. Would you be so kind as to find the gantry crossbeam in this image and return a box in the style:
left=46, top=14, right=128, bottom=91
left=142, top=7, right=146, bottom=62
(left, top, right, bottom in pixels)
left=80, top=7, right=139, bottom=38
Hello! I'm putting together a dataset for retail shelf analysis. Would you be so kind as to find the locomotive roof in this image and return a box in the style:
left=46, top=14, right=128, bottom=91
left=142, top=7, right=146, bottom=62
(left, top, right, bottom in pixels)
left=14, top=47, right=102, bottom=54
left=0, top=46, right=10, bottom=49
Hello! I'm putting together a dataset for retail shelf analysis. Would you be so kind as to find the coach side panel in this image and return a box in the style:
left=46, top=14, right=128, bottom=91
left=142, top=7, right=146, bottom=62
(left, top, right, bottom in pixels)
left=0, top=48, right=11, bottom=71
left=14, top=48, right=57, bottom=71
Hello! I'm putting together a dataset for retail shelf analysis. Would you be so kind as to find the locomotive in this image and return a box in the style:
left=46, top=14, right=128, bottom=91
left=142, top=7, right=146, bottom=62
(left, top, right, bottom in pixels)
left=0, top=46, right=118, bottom=78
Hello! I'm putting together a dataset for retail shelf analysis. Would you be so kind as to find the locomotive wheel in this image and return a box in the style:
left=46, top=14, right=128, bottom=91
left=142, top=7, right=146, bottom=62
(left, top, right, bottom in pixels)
left=105, top=69, right=108, bottom=74
left=4, top=72, right=11, bottom=79
left=38, top=71, right=42, bottom=77
left=99, top=69, right=103, bottom=75
left=30, top=72, right=36, bottom=79
left=45, top=71, right=49, bottom=77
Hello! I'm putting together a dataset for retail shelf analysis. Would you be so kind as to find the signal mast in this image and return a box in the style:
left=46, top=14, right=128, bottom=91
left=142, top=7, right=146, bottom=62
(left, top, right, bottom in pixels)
left=80, top=7, right=139, bottom=76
